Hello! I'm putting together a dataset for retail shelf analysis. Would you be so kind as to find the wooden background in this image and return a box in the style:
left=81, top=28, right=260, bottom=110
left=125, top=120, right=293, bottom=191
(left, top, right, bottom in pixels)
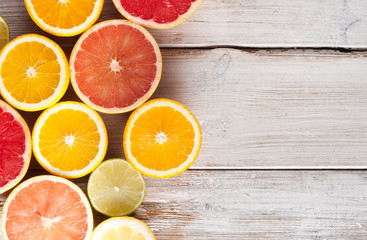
left=1, top=0, right=367, bottom=239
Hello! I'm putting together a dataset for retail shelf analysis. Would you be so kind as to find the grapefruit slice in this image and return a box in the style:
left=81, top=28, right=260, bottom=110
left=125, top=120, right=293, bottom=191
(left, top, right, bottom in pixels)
left=123, top=98, right=202, bottom=178
left=24, top=0, right=104, bottom=37
left=0, top=100, right=31, bottom=194
left=1, top=175, right=93, bottom=240
left=70, top=20, right=162, bottom=114
left=112, top=0, right=202, bottom=29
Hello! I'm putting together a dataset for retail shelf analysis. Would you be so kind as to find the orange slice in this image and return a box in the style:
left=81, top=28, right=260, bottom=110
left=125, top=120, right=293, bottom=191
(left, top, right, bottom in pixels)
left=24, top=0, right=104, bottom=37
left=92, top=217, right=156, bottom=240
left=1, top=175, right=93, bottom=240
left=0, top=100, right=31, bottom=194
left=0, top=34, right=69, bottom=111
left=32, top=101, right=108, bottom=178
left=123, top=98, right=202, bottom=178
left=112, top=0, right=202, bottom=29
left=70, top=20, right=162, bottom=113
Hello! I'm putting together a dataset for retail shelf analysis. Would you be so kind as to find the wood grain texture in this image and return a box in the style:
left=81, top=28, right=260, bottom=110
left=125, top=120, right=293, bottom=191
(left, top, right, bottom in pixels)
left=0, top=0, right=367, bottom=48
left=9, top=48, right=367, bottom=169
left=1, top=170, right=367, bottom=239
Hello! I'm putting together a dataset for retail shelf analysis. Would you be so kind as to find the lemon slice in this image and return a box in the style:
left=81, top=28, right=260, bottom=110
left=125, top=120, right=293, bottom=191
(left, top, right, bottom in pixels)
left=92, top=217, right=155, bottom=240
left=88, top=159, right=146, bottom=216
left=0, top=16, right=9, bottom=50
left=32, top=101, right=108, bottom=178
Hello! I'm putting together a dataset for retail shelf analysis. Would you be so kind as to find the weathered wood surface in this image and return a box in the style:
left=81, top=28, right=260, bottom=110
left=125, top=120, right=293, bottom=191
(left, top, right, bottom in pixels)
left=17, top=48, right=367, bottom=169
left=1, top=170, right=367, bottom=239
left=1, top=0, right=367, bottom=48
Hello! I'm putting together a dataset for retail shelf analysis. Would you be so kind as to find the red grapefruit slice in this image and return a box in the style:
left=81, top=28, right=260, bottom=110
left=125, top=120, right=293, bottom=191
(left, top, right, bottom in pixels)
left=0, top=100, right=31, bottom=194
left=70, top=20, right=162, bottom=114
left=112, top=0, right=202, bottom=29
left=1, top=175, right=93, bottom=240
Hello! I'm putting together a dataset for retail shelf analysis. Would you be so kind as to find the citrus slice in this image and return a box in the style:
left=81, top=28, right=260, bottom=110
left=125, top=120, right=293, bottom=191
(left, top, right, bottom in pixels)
left=123, top=98, right=202, bottom=178
left=32, top=101, right=108, bottom=178
left=0, top=16, right=9, bottom=50
left=112, top=0, right=202, bottom=29
left=88, top=159, right=146, bottom=216
left=0, top=34, right=69, bottom=111
left=70, top=20, right=162, bottom=114
left=24, top=0, right=104, bottom=37
left=92, top=217, right=155, bottom=240
left=0, top=100, right=31, bottom=194
left=1, top=175, right=93, bottom=240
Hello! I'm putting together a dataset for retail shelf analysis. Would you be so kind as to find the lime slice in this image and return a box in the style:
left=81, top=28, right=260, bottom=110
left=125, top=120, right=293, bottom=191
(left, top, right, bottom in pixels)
left=87, top=159, right=146, bottom=216
left=0, top=16, right=9, bottom=50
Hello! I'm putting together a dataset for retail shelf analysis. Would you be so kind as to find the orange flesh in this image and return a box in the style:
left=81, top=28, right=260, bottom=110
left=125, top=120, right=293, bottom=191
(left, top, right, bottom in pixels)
left=130, top=106, right=195, bottom=171
left=5, top=180, right=89, bottom=239
left=30, top=0, right=95, bottom=29
left=74, top=24, right=158, bottom=109
left=38, top=109, right=100, bottom=171
left=1, top=41, right=61, bottom=104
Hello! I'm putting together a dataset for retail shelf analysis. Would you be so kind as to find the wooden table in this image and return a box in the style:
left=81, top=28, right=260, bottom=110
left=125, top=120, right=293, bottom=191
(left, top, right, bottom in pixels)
left=1, top=0, right=367, bottom=239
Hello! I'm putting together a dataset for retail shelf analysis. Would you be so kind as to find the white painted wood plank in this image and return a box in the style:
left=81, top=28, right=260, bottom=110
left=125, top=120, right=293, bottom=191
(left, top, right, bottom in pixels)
left=155, top=49, right=367, bottom=169
left=1, top=170, right=367, bottom=239
left=1, top=0, right=367, bottom=48
left=15, top=49, right=367, bottom=169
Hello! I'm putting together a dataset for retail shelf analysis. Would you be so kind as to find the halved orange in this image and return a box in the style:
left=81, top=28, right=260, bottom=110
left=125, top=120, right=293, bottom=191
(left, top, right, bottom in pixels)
left=123, top=98, right=202, bottom=178
left=1, top=175, right=93, bottom=240
left=112, top=0, right=202, bottom=29
left=70, top=20, right=162, bottom=114
left=0, top=100, right=31, bottom=194
left=32, top=101, right=108, bottom=178
left=0, top=34, right=69, bottom=111
left=24, top=0, right=104, bottom=37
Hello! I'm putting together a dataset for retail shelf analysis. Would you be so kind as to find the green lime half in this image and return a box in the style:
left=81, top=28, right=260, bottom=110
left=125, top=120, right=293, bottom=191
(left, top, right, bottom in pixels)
left=87, top=159, right=146, bottom=216
left=0, top=16, right=9, bottom=50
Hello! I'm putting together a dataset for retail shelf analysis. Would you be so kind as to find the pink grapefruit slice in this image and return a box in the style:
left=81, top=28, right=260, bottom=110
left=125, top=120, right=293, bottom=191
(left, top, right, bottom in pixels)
left=0, top=100, right=31, bottom=194
left=1, top=175, right=93, bottom=240
left=112, top=0, right=202, bottom=29
left=70, top=20, right=162, bottom=114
